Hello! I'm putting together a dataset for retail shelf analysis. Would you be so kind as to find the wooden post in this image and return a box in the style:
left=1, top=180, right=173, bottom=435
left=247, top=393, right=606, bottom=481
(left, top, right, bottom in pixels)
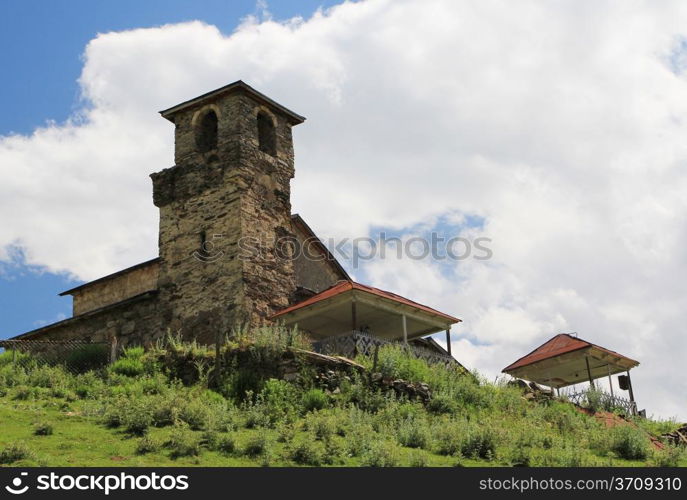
left=402, top=314, right=408, bottom=344
left=585, top=356, right=595, bottom=389
left=351, top=301, right=357, bottom=332
left=626, top=370, right=636, bottom=407
left=109, top=337, right=118, bottom=364
left=372, top=343, right=380, bottom=372
left=445, top=328, right=452, bottom=356
left=607, top=364, right=614, bottom=398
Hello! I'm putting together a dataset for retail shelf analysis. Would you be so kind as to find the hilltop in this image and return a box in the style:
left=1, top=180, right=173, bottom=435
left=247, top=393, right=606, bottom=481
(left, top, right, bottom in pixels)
left=0, top=329, right=684, bottom=467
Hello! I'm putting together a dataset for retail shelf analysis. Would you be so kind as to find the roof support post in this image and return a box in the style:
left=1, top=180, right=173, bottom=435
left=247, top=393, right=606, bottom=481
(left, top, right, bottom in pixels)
left=351, top=300, right=357, bottom=332
left=585, top=356, right=595, bottom=389
left=445, top=328, right=452, bottom=356
left=626, top=370, right=636, bottom=413
left=402, top=314, right=408, bottom=345
left=607, top=364, right=614, bottom=398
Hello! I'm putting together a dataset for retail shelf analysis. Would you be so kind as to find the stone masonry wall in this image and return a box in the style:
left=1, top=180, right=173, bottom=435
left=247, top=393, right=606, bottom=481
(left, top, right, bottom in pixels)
left=152, top=88, right=298, bottom=344
left=18, top=294, right=160, bottom=350
left=71, top=261, right=159, bottom=316
left=292, top=222, right=343, bottom=293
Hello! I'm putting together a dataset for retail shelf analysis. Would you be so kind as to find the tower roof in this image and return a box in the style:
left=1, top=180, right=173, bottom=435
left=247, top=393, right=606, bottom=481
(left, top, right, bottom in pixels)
left=159, top=80, right=306, bottom=125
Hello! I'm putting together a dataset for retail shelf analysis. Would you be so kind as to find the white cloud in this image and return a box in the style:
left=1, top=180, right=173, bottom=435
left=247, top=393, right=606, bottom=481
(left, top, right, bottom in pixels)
left=1, top=0, right=687, bottom=418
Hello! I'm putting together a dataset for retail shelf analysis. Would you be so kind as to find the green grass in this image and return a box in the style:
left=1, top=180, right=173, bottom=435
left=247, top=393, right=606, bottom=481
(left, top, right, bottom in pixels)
left=0, top=332, right=684, bottom=467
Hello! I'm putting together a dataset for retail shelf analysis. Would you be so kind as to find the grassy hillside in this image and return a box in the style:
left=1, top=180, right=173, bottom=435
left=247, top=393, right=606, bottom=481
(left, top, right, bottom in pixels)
left=0, top=330, right=684, bottom=467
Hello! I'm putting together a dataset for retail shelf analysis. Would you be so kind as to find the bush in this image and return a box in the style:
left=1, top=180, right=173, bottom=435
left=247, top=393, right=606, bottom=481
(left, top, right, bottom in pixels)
left=0, top=442, right=33, bottom=464
left=111, top=358, right=145, bottom=377
left=243, top=435, right=269, bottom=457
left=216, top=435, right=237, bottom=455
left=361, top=441, right=400, bottom=467
left=408, top=451, right=430, bottom=467
left=461, top=428, right=497, bottom=460
left=288, top=436, right=326, bottom=466
left=434, top=422, right=464, bottom=456
left=397, top=418, right=430, bottom=449
left=428, top=393, right=457, bottom=415
left=611, top=426, right=649, bottom=460
left=302, top=388, right=328, bottom=412
left=136, top=435, right=160, bottom=455
left=304, top=411, right=336, bottom=441
left=33, top=422, right=54, bottom=436
left=179, top=399, right=212, bottom=431
left=165, top=427, right=201, bottom=458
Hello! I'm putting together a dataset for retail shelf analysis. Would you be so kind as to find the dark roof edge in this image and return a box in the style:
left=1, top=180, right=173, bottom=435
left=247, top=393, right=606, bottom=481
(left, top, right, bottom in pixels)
left=290, top=214, right=351, bottom=281
left=10, top=290, right=159, bottom=340
left=159, top=80, right=306, bottom=125
left=59, top=258, right=160, bottom=296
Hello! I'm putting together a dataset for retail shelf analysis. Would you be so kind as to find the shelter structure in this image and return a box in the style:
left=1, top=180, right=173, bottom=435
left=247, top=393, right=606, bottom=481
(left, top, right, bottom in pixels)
left=502, top=334, right=640, bottom=414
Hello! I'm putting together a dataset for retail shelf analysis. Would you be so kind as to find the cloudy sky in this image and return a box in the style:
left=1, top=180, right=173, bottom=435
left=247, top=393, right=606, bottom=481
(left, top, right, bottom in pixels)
left=1, top=0, right=686, bottom=420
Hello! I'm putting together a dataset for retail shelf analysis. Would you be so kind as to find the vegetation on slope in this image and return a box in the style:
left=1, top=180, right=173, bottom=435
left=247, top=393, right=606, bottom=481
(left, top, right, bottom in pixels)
left=0, top=329, right=684, bottom=467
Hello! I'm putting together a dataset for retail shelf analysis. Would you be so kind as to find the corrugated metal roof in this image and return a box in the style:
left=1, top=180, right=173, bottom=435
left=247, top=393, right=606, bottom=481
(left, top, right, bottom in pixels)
left=502, top=333, right=639, bottom=373
left=271, top=280, right=461, bottom=323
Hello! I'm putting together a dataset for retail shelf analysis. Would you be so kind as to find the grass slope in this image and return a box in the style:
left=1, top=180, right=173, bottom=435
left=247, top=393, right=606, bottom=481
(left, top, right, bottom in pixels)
left=0, top=331, right=684, bottom=468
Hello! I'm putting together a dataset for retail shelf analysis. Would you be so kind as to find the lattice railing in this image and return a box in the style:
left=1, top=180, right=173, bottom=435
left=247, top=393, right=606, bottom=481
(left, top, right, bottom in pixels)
left=312, top=331, right=456, bottom=367
left=567, top=390, right=637, bottom=416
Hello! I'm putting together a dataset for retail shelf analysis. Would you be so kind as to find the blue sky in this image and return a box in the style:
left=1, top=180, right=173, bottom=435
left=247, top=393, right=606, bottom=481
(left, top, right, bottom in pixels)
left=2, top=0, right=686, bottom=418
left=0, top=0, right=337, bottom=339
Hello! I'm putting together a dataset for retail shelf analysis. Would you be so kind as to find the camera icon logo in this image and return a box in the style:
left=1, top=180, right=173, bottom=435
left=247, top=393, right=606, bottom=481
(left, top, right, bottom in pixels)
left=5, top=472, right=29, bottom=495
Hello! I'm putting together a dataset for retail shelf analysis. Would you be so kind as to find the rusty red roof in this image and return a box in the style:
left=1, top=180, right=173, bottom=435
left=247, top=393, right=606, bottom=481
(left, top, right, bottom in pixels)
left=502, top=333, right=639, bottom=373
left=271, top=280, right=461, bottom=323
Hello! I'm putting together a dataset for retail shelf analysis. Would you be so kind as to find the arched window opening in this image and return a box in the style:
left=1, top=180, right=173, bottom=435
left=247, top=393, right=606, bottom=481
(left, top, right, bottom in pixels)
left=257, top=111, right=277, bottom=156
left=195, top=110, right=218, bottom=153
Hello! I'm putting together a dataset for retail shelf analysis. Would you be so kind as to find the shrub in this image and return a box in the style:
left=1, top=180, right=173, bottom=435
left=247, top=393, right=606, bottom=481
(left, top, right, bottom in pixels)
left=361, top=441, right=400, bottom=467
left=111, top=358, right=145, bottom=377
left=302, top=388, right=328, bottom=412
left=434, top=423, right=464, bottom=456
left=304, top=411, right=336, bottom=441
left=461, top=428, right=497, bottom=460
left=243, top=435, right=269, bottom=457
left=611, top=426, right=649, bottom=460
left=165, top=427, right=201, bottom=458
left=33, top=422, right=54, bottom=436
left=216, top=435, right=237, bottom=455
left=258, top=378, right=298, bottom=424
left=408, top=451, right=430, bottom=467
left=0, top=442, right=33, bottom=464
left=289, top=436, right=326, bottom=466
left=136, top=435, right=160, bottom=455
left=397, top=418, right=430, bottom=449
left=179, top=399, right=212, bottom=431
left=428, top=393, right=457, bottom=415
left=649, top=446, right=683, bottom=467
left=346, top=426, right=375, bottom=457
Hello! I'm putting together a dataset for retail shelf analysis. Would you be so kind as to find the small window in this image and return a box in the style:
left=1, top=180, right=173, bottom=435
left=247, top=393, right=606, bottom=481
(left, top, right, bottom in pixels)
left=195, top=110, right=218, bottom=153
left=257, top=111, right=277, bottom=156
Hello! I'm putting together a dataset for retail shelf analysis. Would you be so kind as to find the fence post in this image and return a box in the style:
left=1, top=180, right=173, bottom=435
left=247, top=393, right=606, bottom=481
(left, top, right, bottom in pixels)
left=372, top=343, right=380, bottom=373
left=109, top=337, right=118, bottom=364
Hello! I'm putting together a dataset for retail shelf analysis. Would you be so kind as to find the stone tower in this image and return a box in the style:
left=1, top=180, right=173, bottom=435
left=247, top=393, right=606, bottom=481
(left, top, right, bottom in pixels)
left=151, top=81, right=305, bottom=343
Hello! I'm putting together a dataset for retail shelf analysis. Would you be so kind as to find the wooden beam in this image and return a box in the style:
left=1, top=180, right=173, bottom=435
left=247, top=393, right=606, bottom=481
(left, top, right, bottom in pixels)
left=607, top=364, right=614, bottom=398
left=445, top=328, right=452, bottom=356
left=402, top=314, right=408, bottom=345
left=626, top=370, right=635, bottom=404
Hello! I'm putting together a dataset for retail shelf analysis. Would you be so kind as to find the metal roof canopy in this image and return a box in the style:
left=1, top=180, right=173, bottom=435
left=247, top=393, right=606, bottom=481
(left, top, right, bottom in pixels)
left=271, top=281, right=460, bottom=341
left=502, top=334, right=639, bottom=389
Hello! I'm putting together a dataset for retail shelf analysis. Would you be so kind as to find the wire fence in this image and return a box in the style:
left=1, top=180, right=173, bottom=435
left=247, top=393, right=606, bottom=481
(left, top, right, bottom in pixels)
left=0, top=339, right=115, bottom=374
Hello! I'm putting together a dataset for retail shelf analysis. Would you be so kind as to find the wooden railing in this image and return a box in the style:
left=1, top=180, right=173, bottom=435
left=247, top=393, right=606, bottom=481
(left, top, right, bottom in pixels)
left=311, top=331, right=457, bottom=367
